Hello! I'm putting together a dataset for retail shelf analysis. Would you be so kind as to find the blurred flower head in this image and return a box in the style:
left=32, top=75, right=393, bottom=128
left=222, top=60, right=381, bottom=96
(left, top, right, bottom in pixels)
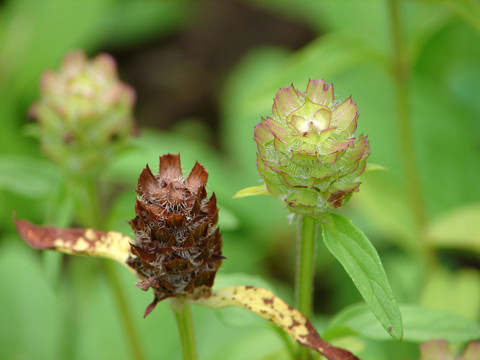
left=30, top=50, right=136, bottom=173
left=254, top=79, right=370, bottom=215
left=420, top=339, right=480, bottom=360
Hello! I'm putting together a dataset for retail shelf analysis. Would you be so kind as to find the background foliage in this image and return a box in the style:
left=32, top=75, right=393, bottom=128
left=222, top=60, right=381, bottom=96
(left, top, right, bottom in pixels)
left=1, top=0, right=479, bottom=359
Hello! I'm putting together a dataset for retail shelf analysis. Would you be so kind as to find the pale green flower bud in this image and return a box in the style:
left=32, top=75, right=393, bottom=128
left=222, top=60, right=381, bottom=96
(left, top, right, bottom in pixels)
left=254, top=79, right=370, bottom=215
left=30, top=50, right=135, bottom=173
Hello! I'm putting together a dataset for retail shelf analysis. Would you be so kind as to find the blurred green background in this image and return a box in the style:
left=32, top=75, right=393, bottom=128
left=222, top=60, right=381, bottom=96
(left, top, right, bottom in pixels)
left=1, top=0, right=479, bottom=359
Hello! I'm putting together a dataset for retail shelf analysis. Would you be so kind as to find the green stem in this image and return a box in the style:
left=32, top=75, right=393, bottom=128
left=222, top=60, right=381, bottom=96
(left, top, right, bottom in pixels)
left=388, top=0, right=427, bottom=231
left=295, top=215, right=317, bottom=360
left=78, top=174, right=102, bottom=229
left=170, top=300, right=198, bottom=360
left=388, top=0, right=436, bottom=269
left=77, top=173, right=146, bottom=360
left=103, top=261, right=145, bottom=360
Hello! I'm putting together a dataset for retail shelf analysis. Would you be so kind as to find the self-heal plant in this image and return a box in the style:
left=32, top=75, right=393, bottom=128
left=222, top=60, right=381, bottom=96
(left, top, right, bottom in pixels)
left=236, top=80, right=403, bottom=358
left=254, top=79, right=369, bottom=214
left=15, top=154, right=359, bottom=360
left=19, top=51, right=359, bottom=360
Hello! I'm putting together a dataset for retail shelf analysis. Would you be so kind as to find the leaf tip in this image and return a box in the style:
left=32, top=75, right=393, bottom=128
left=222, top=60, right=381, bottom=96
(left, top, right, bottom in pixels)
left=233, top=183, right=271, bottom=199
left=365, top=163, right=388, bottom=172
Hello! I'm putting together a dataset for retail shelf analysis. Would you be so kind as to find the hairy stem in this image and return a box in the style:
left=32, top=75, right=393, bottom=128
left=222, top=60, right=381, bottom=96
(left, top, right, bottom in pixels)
left=295, top=215, right=317, bottom=360
left=388, top=0, right=436, bottom=268
left=170, top=300, right=198, bottom=360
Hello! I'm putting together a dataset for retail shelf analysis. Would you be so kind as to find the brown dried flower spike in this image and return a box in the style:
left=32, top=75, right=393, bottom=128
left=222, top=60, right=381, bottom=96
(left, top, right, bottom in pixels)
left=128, top=154, right=223, bottom=316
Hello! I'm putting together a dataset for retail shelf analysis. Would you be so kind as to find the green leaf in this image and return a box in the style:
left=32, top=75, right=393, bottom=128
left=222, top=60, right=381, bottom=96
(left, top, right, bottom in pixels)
left=0, top=156, right=60, bottom=197
left=317, top=213, right=403, bottom=341
left=0, top=238, right=64, bottom=360
left=233, top=183, right=271, bottom=199
left=324, top=303, right=480, bottom=343
left=365, top=163, right=388, bottom=172
left=426, top=203, right=480, bottom=254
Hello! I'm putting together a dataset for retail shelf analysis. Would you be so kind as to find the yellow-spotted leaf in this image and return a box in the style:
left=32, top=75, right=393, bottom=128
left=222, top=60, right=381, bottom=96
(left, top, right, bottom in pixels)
left=189, top=285, right=359, bottom=360
left=14, top=217, right=132, bottom=268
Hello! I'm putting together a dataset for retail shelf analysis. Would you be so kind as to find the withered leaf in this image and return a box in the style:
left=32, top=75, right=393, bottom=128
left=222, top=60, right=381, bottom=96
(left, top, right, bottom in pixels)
left=189, top=285, right=359, bottom=360
left=15, top=217, right=132, bottom=267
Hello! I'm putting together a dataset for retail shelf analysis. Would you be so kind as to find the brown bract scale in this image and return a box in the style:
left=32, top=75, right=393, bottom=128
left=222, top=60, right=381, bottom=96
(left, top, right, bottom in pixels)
left=127, top=154, right=223, bottom=316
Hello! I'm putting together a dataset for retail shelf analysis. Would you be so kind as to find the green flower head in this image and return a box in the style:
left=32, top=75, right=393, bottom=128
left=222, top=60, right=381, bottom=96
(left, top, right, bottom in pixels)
left=254, top=79, right=370, bottom=215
